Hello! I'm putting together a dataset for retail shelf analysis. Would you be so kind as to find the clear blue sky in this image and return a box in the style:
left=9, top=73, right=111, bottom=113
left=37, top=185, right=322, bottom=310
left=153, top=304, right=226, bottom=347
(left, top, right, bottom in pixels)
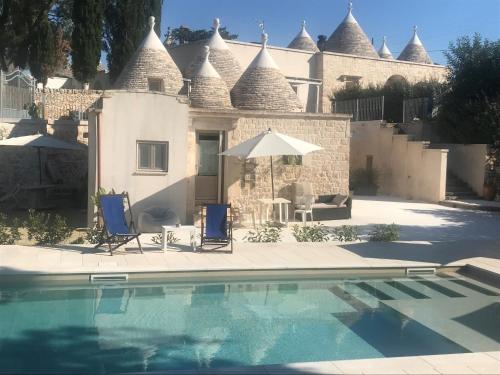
left=161, top=0, right=500, bottom=64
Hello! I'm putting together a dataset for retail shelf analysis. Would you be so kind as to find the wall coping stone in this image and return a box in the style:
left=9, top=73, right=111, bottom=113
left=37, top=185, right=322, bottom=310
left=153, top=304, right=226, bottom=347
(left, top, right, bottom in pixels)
left=189, top=107, right=352, bottom=120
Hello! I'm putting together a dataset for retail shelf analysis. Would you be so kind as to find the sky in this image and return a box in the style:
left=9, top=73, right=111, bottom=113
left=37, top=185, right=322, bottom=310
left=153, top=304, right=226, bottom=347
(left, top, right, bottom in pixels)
left=160, top=0, right=500, bottom=65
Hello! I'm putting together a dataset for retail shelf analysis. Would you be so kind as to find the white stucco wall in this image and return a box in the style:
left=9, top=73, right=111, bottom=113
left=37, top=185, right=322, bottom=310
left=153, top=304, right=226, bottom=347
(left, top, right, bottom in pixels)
left=351, top=121, right=447, bottom=202
left=442, top=143, right=488, bottom=197
left=88, top=91, right=190, bottom=225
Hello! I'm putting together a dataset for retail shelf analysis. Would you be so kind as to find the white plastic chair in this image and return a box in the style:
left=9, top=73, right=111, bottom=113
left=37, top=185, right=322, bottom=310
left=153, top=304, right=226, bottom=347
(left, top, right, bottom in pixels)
left=294, top=194, right=314, bottom=225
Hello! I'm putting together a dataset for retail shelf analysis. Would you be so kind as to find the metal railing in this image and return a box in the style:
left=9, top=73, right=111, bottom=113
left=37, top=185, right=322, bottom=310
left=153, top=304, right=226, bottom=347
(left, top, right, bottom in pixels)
left=0, top=69, right=36, bottom=120
left=403, top=97, right=432, bottom=123
left=332, top=96, right=385, bottom=122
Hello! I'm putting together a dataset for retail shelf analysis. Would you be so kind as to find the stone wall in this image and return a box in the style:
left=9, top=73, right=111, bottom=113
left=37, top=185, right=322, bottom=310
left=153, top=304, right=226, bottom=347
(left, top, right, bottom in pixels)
left=223, top=112, right=350, bottom=216
left=35, top=88, right=102, bottom=122
left=318, top=52, right=447, bottom=112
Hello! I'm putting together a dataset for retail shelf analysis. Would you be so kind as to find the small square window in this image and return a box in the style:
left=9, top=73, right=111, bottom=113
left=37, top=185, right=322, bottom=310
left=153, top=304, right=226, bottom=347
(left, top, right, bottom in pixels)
left=137, top=141, right=168, bottom=172
left=148, top=78, right=163, bottom=92
left=283, top=155, right=302, bottom=165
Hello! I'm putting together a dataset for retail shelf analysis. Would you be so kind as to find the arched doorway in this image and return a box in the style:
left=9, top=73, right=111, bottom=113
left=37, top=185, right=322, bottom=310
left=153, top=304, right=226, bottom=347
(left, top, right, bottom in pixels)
left=384, top=75, right=409, bottom=123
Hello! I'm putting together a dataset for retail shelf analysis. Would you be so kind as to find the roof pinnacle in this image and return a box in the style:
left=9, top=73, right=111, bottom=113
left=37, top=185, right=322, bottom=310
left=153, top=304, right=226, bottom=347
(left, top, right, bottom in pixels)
left=213, top=18, right=220, bottom=31
left=148, top=16, right=155, bottom=30
left=261, top=32, right=269, bottom=48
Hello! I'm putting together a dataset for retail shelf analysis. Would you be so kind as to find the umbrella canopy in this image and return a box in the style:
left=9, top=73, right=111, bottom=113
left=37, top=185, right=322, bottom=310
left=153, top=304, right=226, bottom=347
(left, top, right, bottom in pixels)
left=0, top=134, right=84, bottom=185
left=0, top=134, right=83, bottom=150
left=222, top=129, right=322, bottom=201
left=221, top=129, right=322, bottom=158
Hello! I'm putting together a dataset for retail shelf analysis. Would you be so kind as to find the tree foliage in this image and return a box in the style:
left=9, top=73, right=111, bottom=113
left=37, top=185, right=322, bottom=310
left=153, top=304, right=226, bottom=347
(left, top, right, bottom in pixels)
left=104, top=0, right=163, bottom=82
left=71, top=0, right=104, bottom=83
left=436, top=34, right=500, bottom=144
left=167, top=25, right=238, bottom=46
left=28, top=7, right=56, bottom=86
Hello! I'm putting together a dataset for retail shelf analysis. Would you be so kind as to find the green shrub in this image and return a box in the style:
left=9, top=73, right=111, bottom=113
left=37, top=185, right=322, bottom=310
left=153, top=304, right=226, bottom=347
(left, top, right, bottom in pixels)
left=85, top=224, right=107, bottom=245
left=0, top=213, right=21, bottom=245
left=332, top=225, right=360, bottom=242
left=244, top=222, right=282, bottom=243
left=25, top=209, right=72, bottom=245
left=369, top=224, right=400, bottom=242
left=70, top=236, right=85, bottom=245
left=292, top=224, right=330, bottom=242
left=152, top=232, right=179, bottom=245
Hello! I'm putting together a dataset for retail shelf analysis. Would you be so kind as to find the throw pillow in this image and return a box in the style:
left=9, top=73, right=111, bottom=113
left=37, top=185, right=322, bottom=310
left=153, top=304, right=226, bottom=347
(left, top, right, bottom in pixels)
left=332, top=194, right=348, bottom=207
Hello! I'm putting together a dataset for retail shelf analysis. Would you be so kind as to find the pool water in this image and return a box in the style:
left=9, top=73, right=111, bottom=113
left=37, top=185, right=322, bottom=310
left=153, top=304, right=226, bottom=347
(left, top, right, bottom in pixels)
left=0, top=274, right=499, bottom=374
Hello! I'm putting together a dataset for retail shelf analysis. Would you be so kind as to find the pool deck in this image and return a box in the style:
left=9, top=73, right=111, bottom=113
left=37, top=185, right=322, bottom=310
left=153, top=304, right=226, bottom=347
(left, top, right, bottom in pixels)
left=1, top=197, right=499, bottom=374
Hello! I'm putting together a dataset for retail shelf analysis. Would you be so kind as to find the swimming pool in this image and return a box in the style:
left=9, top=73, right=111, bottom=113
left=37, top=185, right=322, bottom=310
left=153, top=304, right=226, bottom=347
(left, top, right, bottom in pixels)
left=0, top=272, right=499, bottom=374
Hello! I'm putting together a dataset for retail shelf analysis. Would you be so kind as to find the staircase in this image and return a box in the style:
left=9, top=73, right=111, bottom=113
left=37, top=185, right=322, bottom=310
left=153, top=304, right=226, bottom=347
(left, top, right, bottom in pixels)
left=446, top=172, right=479, bottom=201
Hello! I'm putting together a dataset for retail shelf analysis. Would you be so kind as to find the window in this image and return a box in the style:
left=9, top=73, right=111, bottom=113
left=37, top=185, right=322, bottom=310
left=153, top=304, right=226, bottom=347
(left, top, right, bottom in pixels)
left=148, top=78, right=163, bottom=92
left=366, top=155, right=373, bottom=170
left=137, top=141, right=168, bottom=172
left=283, top=155, right=302, bottom=165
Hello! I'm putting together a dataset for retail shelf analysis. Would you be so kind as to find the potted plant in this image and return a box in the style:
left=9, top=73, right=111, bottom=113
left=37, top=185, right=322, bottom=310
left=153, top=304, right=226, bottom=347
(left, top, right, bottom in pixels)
left=350, top=168, right=379, bottom=195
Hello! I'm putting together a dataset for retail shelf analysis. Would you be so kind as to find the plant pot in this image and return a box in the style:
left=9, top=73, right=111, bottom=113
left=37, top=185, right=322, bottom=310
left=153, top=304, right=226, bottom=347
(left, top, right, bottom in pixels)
left=483, top=183, right=496, bottom=201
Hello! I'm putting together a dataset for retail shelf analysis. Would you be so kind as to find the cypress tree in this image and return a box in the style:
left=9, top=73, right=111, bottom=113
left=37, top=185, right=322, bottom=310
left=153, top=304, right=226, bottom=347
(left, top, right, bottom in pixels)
left=28, top=11, right=55, bottom=87
left=104, top=0, right=162, bottom=82
left=71, top=0, right=104, bottom=84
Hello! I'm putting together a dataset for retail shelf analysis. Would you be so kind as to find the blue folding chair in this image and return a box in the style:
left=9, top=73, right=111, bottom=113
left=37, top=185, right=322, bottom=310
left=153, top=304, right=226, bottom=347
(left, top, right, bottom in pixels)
left=96, top=193, right=143, bottom=255
left=200, top=204, right=233, bottom=253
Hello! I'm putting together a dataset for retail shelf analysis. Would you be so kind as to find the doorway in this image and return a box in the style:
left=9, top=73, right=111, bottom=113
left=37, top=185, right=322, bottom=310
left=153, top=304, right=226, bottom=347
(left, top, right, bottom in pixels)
left=195, top=132, right=224, bottom=204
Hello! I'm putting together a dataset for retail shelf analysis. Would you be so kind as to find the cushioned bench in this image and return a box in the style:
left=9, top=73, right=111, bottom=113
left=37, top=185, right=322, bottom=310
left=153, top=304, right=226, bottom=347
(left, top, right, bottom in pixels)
left=311, top=195, right=352, bottom=220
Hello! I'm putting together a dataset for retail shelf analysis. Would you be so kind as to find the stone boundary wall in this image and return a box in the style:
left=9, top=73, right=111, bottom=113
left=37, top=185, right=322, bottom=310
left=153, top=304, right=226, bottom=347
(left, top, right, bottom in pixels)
left=35, top=88, right=102, bottom=122
left=224, top=114, right=350, bottom=216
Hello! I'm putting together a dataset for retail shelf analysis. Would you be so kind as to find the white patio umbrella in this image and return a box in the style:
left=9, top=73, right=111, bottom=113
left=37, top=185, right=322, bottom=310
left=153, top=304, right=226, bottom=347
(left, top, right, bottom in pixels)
left=0, top=134, right=84, bottom=184
left=221, top=128, right=322, bottom=199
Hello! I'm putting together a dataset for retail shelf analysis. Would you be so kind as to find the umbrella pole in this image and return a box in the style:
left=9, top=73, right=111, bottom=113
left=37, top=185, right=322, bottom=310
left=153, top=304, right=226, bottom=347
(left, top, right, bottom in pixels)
left=38, top=147, right=42, bottom=185
left=270, top=156, right=275, bottom=200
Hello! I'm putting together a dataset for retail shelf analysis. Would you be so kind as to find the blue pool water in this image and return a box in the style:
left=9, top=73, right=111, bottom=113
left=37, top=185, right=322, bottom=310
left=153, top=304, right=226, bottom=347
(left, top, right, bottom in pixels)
left=0, top=274, right=499, bottom=374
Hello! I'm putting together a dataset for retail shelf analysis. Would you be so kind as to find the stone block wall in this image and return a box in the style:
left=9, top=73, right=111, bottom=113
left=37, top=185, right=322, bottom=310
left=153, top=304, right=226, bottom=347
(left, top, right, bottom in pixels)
left=318, top=52, right=448, bottom=112
left=35, top=88, right=102, bottom=122
left=223, top=113, right=350, bottom=215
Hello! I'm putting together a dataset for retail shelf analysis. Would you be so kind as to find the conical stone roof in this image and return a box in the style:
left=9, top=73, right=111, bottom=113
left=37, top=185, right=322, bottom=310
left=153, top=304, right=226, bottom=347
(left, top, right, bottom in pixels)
left=287, top=21, right=319, bottom=52
left=378, top=36, right=394, bottom=59
left=231, top=33, right=303, bottom=112
left=324, top=1, right=378, bottom=58
left=190, top=46, right=232, bottom=109
left=398, top=26, right=433, bottom=64
left=115, top=16, right=183, bottom=94
left=185, top=18, right=243, bottom=91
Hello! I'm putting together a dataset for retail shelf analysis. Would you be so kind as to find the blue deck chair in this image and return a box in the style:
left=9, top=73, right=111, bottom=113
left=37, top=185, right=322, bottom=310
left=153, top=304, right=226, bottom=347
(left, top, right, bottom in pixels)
left=200, top=204, right=233, bottom=253
left=96, top=193, right=143, bottom=255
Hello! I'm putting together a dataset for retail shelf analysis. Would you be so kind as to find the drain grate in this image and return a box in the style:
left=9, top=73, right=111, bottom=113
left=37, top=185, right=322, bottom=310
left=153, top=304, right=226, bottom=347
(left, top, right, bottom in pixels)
left=90, top=274, right=129, bottom=283
left=406, top=268, right=436, bottom=276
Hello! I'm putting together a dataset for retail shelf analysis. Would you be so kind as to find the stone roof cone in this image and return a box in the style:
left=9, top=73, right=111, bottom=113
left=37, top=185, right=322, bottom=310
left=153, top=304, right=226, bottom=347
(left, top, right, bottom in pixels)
left=185, top=18, right=243, bottom=90
left=287, top=21, right=319, bottom=52
left=324, top=1, right=378, bottom=58
left=231, top=32, right=303, bottom=112
left=115, top=16, right=183, bottom=94
left=190, top=46, right=232, bottom=109
left=398, top=26, right=433, bottom=64
left=378, top=36, right=394, bottom=59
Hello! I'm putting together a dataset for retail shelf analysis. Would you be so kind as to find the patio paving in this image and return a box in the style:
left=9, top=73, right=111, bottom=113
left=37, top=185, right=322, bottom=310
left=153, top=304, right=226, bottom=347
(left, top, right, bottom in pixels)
left=0, top=196, right=499, bottom=276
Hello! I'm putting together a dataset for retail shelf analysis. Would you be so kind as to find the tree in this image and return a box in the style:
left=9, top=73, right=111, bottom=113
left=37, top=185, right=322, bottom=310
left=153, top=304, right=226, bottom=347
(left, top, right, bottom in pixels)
left=168, top=25, right=238, bottom=46
left=28, top=9, right=56, bottom=86
left=104, top=0, right=163, bottom=82
left=437, top=34, right=500, bottom=144
left=71, top=0, right=104, bottom=84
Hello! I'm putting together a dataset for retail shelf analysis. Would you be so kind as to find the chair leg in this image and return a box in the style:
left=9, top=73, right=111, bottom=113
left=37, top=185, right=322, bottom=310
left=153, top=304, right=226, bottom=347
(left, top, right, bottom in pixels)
left=302, top=212, right=306, bottom=225
left=107, top=241, right=114, bottom=256
left=136, top=235, right=143, bottom=254
left=310, top=211, right=314, bottom=222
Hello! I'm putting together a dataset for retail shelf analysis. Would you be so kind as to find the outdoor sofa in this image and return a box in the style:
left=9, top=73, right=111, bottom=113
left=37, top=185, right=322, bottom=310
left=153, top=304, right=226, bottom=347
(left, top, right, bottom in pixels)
left=311, top=194, right=352, bottom=220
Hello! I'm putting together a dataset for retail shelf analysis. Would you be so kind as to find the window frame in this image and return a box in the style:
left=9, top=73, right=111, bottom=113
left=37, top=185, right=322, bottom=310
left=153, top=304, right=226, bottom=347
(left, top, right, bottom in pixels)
left=147, top=78, right=164, bottom=92
left=136, top=141, right=169, bottom=173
